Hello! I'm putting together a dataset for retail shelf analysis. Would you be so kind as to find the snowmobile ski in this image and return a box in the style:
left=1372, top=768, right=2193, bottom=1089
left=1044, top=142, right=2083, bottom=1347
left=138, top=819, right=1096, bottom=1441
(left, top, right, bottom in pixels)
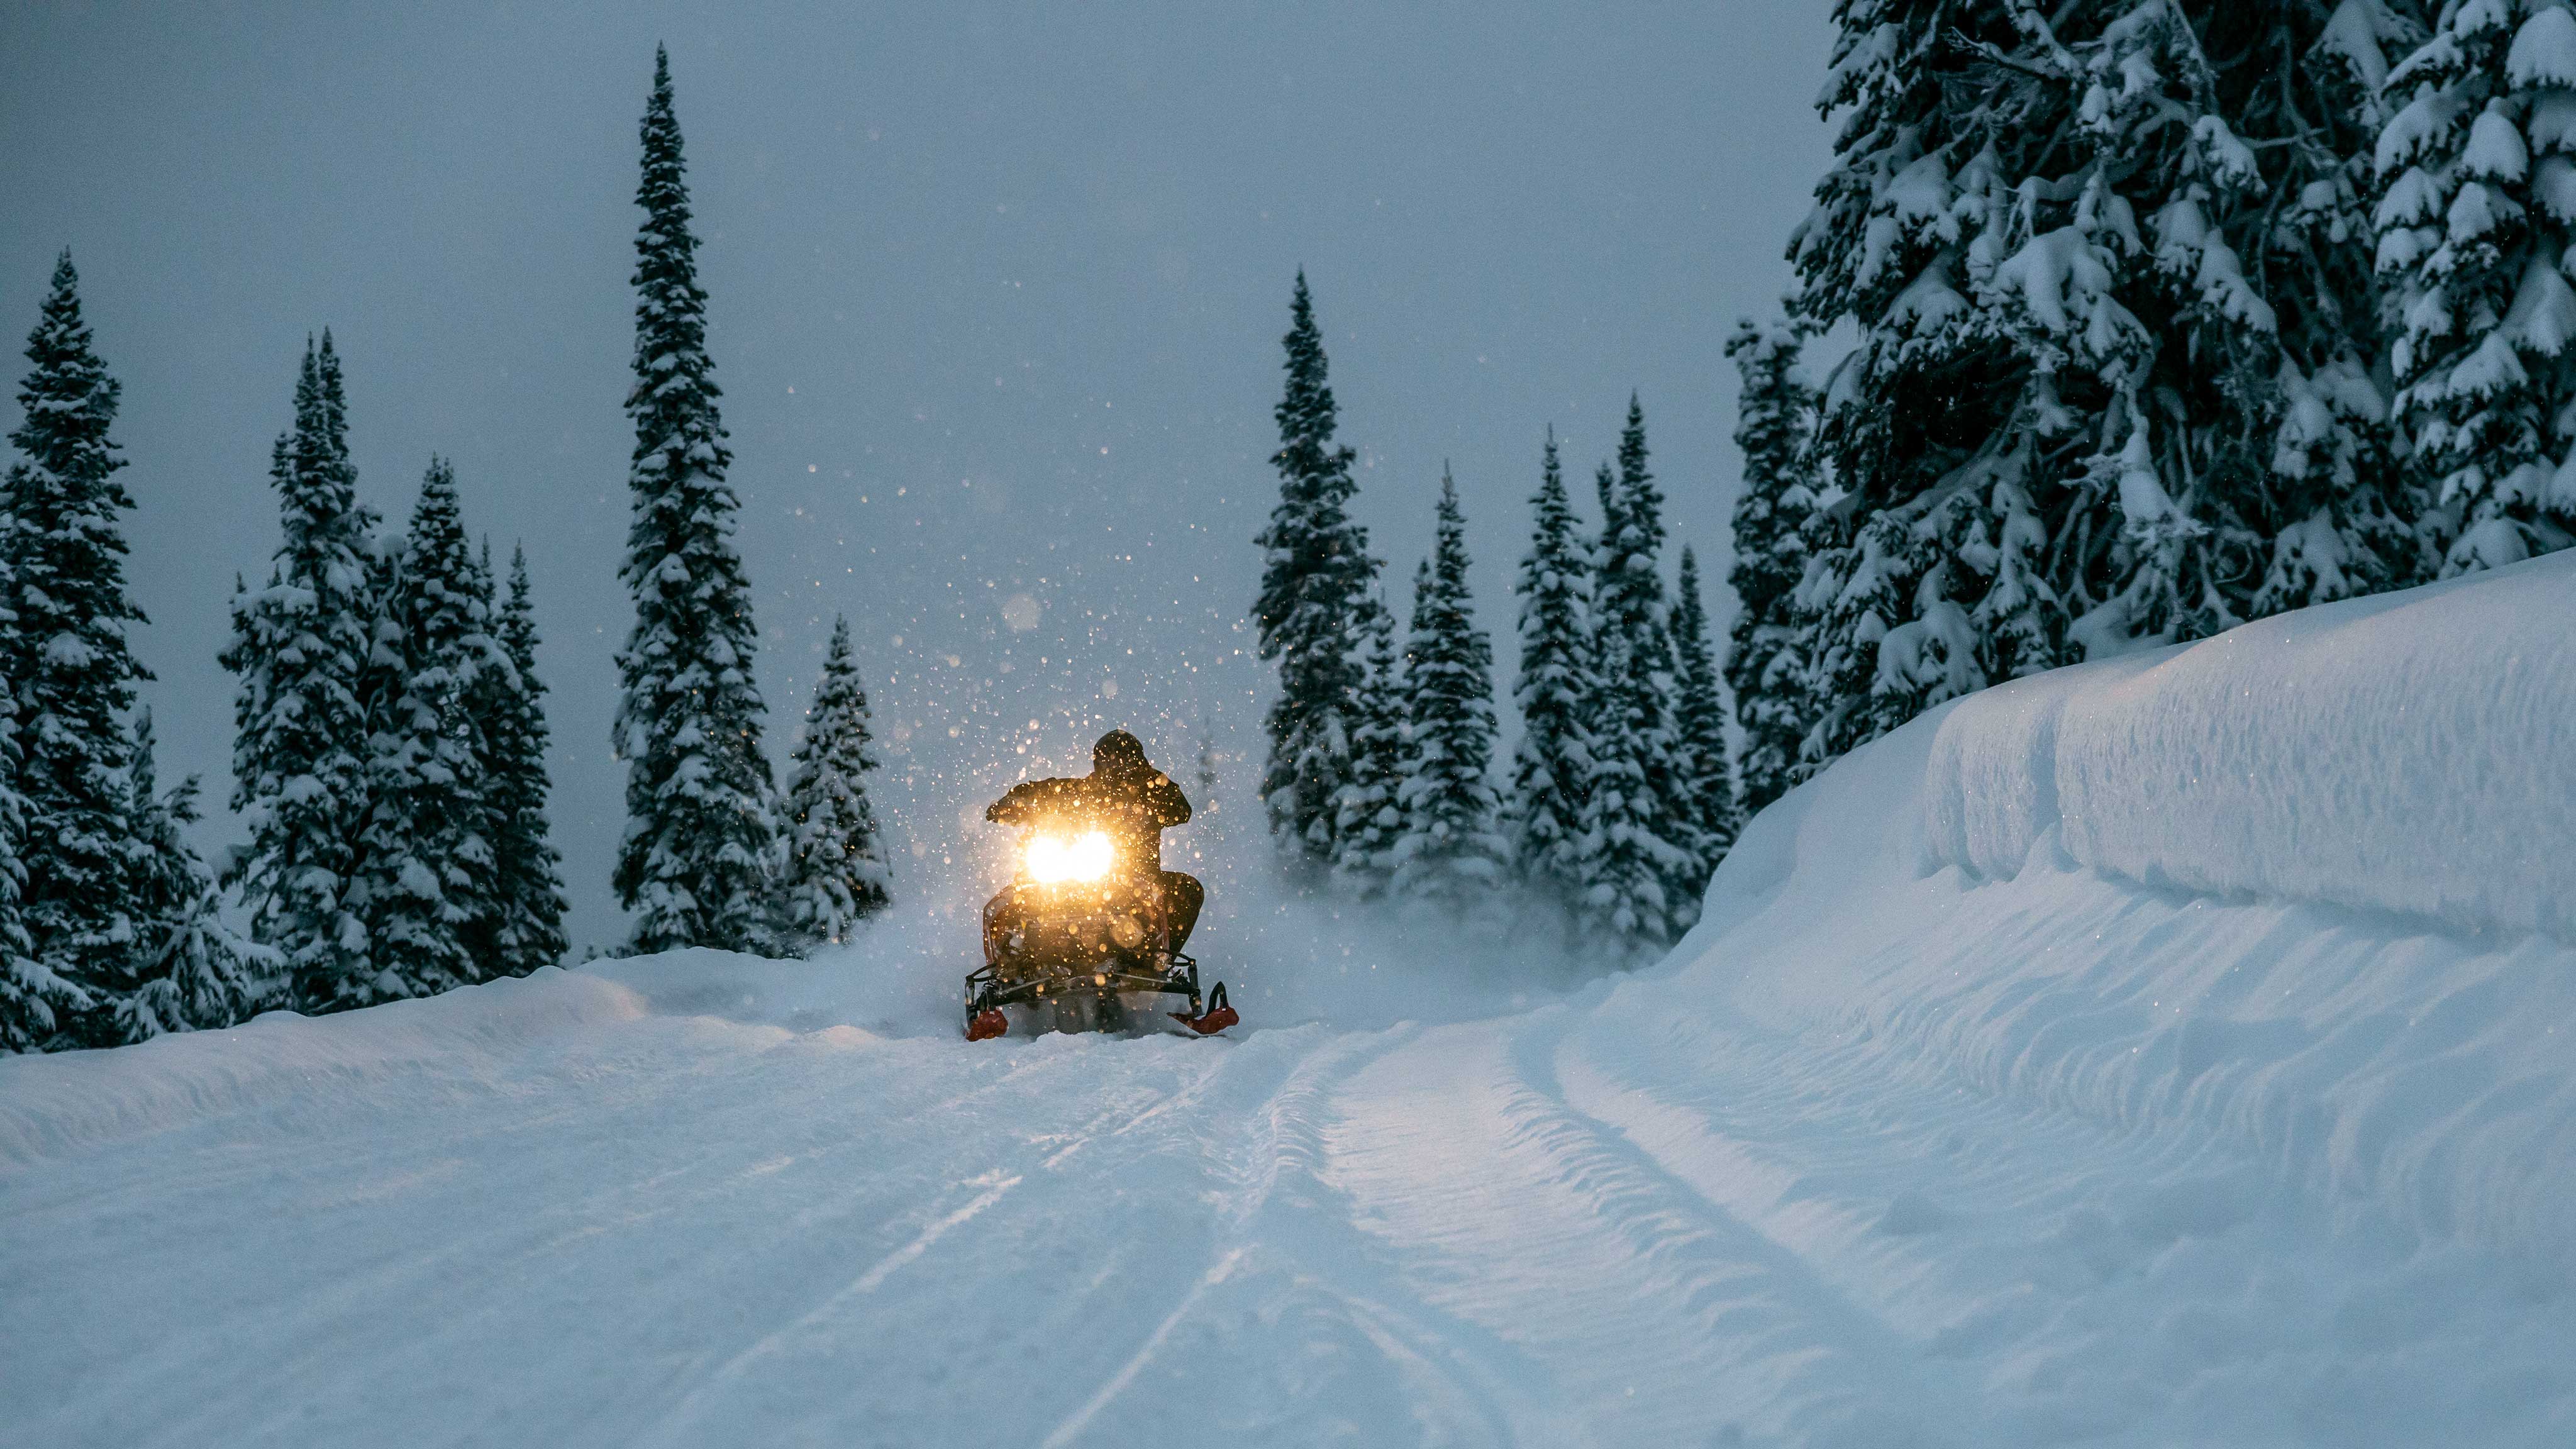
left=1169, top=980, right=1236, bottom=1036
left=962, top=954, right=1235, bottom=1040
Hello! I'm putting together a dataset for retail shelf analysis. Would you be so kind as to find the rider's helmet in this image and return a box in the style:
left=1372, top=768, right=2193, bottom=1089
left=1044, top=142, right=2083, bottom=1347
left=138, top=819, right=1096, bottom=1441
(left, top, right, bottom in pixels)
left=1093, top=729, right=1149, bottom=779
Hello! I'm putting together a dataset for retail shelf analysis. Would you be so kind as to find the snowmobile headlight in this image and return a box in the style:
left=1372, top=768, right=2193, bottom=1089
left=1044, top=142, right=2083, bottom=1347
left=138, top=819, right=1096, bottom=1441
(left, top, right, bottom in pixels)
left=1026, top=830, right=1114, bottom=884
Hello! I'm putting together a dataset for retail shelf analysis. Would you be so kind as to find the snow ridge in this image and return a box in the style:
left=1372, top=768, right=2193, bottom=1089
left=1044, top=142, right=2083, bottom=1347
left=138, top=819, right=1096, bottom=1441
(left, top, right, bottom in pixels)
left=1922, top=550, right=2576, bottom=941
left=0, top=968, right=645, bottom=1171
left=1703, top=555, right=2576, bottom=1280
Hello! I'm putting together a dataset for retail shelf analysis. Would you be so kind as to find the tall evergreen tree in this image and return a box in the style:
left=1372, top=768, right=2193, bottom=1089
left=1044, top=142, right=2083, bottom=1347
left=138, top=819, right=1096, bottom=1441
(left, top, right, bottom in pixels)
left=1670, top=546, right=1736, bottom=908
left=1253, top=272, right=1380, bottom=869
left=0, top=252, right=151, bottom=1023
left=222, top=335, right=386, bottom=1011
left=1390, top=469, right=1506, bottom=909
left=1583, top=402, right=1690, bottom=951
left=2377, top=0, right=2576, bottom=572
left=1616, top=399, right=1703, bottom=928
left=479, top=543, right=568, bottom=977
left=1330, top=593, right=1406, bottom=894
left=0, top=686, right=79, bottom=1050
left=777, top=615, right=892, bottom=951
left=1579, top=460, right=1667, bottom=952
left=1722, top=318, right=1817, bottom=815
left=114, top=710, right=278, bottom=1040
left=1508, top=428, right=1597, bottom=902
left=614, top=47, right=779, bottom=955
left=1785, top=1, right=2436, bottom=785
left=355, top=459, right=497, bottom=996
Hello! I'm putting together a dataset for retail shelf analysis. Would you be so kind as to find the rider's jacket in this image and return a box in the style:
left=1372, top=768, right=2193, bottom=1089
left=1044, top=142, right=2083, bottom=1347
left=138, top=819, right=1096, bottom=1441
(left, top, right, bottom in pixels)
left=985, top=760, right=1192, bottom=875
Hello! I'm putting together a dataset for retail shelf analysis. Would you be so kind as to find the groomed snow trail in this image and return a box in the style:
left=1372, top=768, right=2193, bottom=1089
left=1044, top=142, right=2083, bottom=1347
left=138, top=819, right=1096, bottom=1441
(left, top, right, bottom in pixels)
left=6, top=557, right=2573, bottom=1446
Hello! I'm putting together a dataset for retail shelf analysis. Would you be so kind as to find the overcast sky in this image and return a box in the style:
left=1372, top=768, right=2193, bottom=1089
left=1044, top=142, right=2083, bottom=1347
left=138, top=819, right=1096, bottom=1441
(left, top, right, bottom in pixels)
left=0, top=1, right=1836, bottom=953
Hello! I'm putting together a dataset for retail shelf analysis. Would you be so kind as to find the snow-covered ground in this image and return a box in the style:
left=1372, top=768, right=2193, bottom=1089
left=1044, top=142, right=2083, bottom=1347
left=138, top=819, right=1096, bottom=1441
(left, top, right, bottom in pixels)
left=7, top=554, right=2573, bottom=1446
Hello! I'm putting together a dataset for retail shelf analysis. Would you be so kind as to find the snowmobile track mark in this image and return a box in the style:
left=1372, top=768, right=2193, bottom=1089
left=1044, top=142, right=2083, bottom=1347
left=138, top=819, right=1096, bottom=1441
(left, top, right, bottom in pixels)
left=1038, top=1245, right=1249, bottom=1449
left=638, top=1171, right=1022, bottom=1449
left=1040, top=1053, right=1233, bottom=1171
left=1325, top=1009, right=1980, bottom=1445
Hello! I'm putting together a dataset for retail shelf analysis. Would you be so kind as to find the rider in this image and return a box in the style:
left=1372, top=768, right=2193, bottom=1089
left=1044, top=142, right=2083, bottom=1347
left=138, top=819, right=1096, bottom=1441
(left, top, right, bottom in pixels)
left=985, top=729, right=1202, bottom=953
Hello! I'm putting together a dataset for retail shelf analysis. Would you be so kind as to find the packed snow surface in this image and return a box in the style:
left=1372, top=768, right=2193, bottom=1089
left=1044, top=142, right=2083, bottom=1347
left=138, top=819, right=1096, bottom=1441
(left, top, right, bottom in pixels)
left=7, top=555, right=2574, bottom=1446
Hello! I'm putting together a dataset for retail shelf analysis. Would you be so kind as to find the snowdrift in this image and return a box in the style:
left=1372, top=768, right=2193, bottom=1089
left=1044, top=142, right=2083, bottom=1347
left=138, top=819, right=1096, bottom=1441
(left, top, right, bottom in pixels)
left=1693, top=550, right=2576, bottom=1273
left=0, top=967, right=652, bottom=1171
left=1921, top=552, right=2575, bottom=939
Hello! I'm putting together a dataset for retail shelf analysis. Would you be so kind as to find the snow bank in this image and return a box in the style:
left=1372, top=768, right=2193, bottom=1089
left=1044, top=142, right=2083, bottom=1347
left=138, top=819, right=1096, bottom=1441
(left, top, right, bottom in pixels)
left=0, top=968, right=647, bottom=1172
left=1924, top=550, right=2576, bottom=940
left=1694, top=552, right=2576, bottom=1275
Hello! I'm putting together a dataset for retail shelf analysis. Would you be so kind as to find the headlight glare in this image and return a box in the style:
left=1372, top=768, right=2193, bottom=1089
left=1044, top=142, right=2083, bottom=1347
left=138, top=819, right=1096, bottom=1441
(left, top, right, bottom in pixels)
left=1026, top=830, right=1114, bottom=883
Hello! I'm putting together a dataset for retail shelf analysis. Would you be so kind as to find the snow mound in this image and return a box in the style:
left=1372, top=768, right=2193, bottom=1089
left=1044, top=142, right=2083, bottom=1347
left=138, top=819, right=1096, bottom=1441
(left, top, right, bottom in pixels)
left=1921, top=550, right=2576, bottom=939
left=1696, top=552, right=2576, bottom=1279
left=0, top=967, right=647, bottom=1172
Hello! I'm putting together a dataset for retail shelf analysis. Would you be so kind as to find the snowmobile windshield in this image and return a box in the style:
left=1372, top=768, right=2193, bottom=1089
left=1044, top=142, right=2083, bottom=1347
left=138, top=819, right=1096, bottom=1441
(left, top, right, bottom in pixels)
left=1024, top=828, right=1115, bottom=884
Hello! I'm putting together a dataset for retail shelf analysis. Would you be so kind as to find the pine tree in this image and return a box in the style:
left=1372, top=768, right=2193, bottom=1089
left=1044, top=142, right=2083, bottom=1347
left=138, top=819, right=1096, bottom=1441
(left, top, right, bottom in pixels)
left=1670, top=547, right=1736, bottom=909
left=1583, top=401, right=1690, bottom=952
left=2246, top=1, right=2437, bottom=613
left=1253, top=272, right=1380, bottom=870
left=1509, top=429, right=1598, bottom=903
left=1784, top=1, right=2436, bottom=784
left=1722, top=318, right=1817, bottom=816
left=1390, top=469, right=1506, bottom=909
left=778, top=615, right=892, bottom=951
left=0, top=686, right=80, bottom=1051
left=0, top=252, right=152, bottom=1030
left=614, top=47, right=779, bottom=955
left=354, top=458, right=497, bottom=996
left=479, top=543, right=567, bottom=977
left=1580, top=458, right=1665, bottom=952
left=1330, top=593, right=1406, bottom=894
left=114, top=710, right=278, bottom=1040
left=222, top=335, right=385, bottom=1011
left=2377, top=0, right=2576, bottom=572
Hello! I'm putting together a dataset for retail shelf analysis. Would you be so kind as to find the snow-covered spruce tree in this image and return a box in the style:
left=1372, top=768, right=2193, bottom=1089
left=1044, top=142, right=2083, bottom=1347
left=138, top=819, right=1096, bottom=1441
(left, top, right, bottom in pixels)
left=1583, top=402, right=1690, bottom=950
left=1671, top=545, right=1737, bottom=901
left=1507, top=428, right=1597, bottom=903
left=353, top=458, right=497, bottom=996
left=223, top=335, right=387, bottom=1011
left=614, top=48, right=779, bottom=955
left=2246, top=1, right=2441, bottom=614
left=114, top=709, right=279, bottom=1040
left=1721, top=317, right=1817, bottom=816
left=777, top=615, right=892, bottom=952
left=0, top=252, right=152, bottom=1034
left=1580, top=479, right=1672, bottom=951
left=1329, top=592, right=1406, bottom=894
left=1390, top=469, right=1506, bottom=910
left=2377, top=0, right=2576, bottom=572
left=0, top=687, right=80, bottom=1051
left=475, top=543, right=567, bottom=977
left=1785, top=1, right=2438, bottom=782
left=1253, top=272, right=1380, bottom=871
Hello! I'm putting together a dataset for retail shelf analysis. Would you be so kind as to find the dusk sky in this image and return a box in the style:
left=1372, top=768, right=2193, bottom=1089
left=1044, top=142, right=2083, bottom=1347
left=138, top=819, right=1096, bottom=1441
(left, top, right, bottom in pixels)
left=0, top=2, right=1836, bottom=952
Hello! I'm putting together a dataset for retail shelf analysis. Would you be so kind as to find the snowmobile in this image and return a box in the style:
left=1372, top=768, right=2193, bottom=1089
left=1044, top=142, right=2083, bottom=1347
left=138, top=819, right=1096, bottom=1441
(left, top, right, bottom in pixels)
left=962, top=822, right=1237, bottom=1041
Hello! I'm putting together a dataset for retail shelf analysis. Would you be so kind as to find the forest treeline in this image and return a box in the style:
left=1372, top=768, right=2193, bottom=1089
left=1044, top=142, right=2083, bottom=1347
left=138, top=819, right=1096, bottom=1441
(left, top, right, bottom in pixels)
left=1251, top=2, right=2575, bottom=956
left=18, top=8, right=2575, bottom=1044
left=0, top=50, right=894, bottom=1053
